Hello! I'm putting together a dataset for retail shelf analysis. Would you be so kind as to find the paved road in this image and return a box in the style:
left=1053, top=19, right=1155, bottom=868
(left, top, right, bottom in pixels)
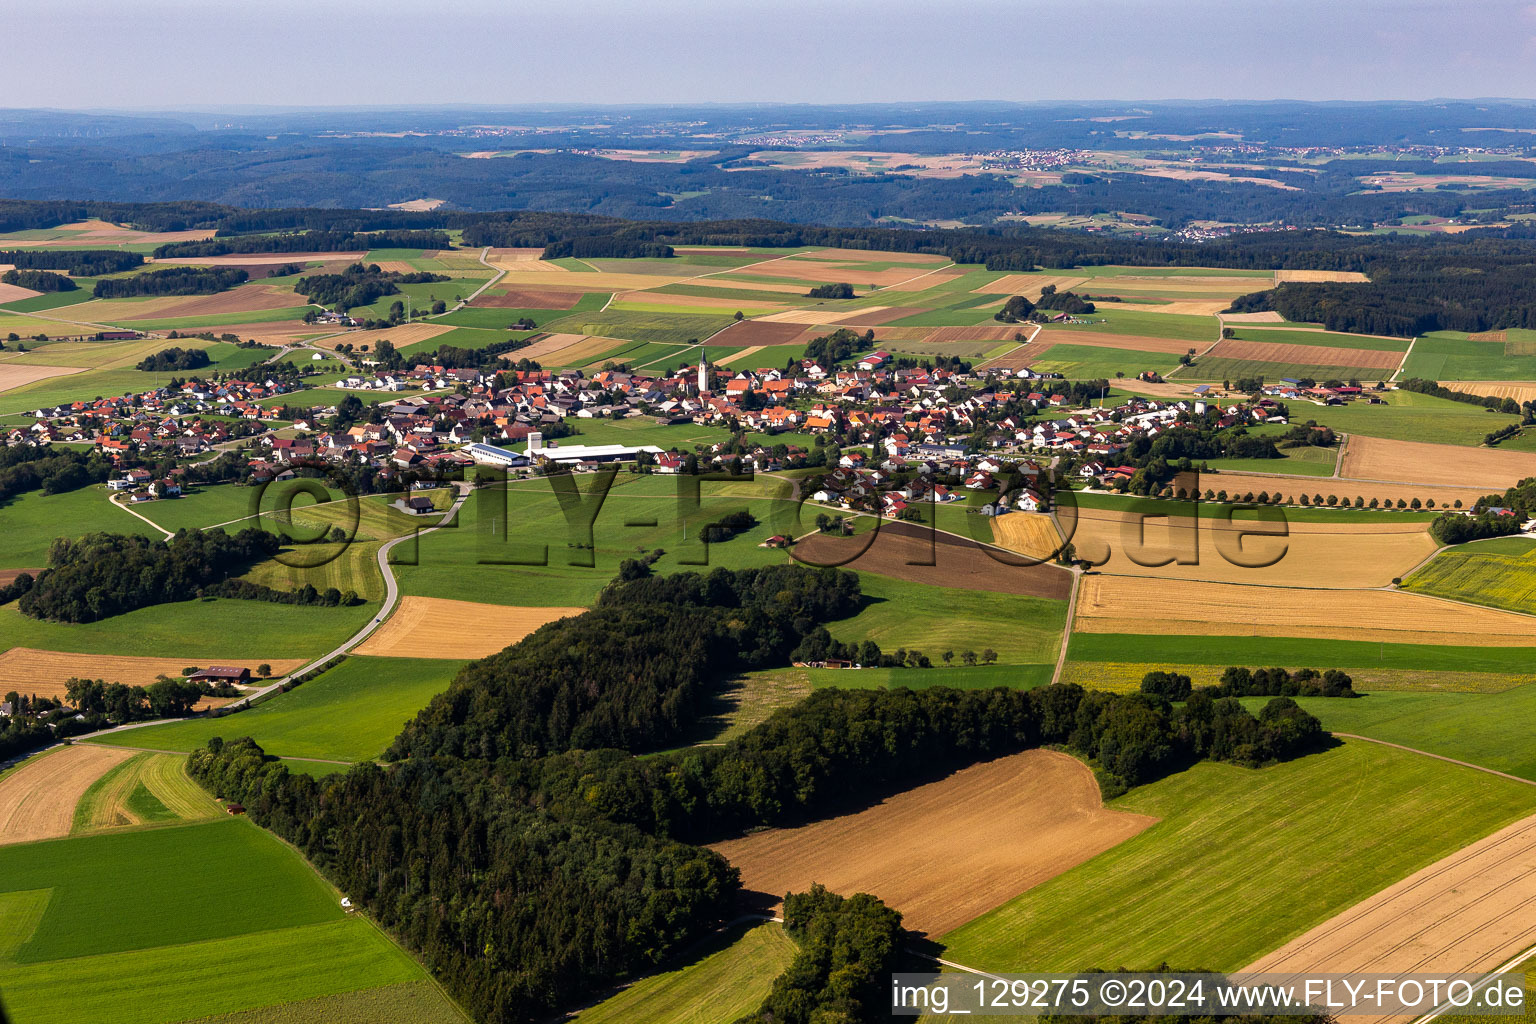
left=64, top=483, right=472, bottom=744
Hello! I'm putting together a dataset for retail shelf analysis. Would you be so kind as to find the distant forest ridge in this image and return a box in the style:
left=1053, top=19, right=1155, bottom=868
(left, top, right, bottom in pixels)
left=5, top=200, right=1536, bottom=335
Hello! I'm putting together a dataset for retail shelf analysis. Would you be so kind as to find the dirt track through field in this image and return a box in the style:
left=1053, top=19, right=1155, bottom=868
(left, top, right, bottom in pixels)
left=0, top=745, right=137, bottom=845
left=1244, top=810, right=1536, bottom=1023
left=354, top=597, right=585, bottom=658
left=793, top=520, right=1072, bottom=599
left=1340, top=435, right=1536, bottom=490
left=712, top=750, right=1156, bottom=936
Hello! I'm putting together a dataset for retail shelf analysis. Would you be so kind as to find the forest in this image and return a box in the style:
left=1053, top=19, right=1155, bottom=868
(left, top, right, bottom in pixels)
left=294, top=262, right=449, bottom=310
left=135, top=346, right=211, bottom=371
left=187, top=564, right=1328, bottom=1024
left=92, top=266, right=247, bottom=298
left=0, top=268, right=75, bottom=292
left=152, top=228, right=451, bottom=259
left=0, top=247, right=143, bottom=276
left=17, top=528, right=282, bottom=623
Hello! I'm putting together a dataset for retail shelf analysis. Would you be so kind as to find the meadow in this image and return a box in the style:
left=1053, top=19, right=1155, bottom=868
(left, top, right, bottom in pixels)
left=104, top=656, right=464, bottom=764
left=1401, top=535, right=1536, bottom=613
left=545, top=309, right=736, bottom=345
left=572, top=922, right=795, bottom=1024
left=1026, top=343, right=1183, bottom=379
left=1182, top=356, right=1396, bottom=384
left=0, top=484, right=161, bottom=566
left=940, top=739, right=1536, bottom=971
left=1402, top=332, right=1536, bottom=380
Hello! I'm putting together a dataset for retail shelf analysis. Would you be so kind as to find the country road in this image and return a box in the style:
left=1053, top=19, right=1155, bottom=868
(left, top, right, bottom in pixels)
left=66, top=481, right=472, bottom=744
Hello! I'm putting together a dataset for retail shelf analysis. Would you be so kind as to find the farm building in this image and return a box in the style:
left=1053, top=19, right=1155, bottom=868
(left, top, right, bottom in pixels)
left=186, top=666, right=251, bottom=685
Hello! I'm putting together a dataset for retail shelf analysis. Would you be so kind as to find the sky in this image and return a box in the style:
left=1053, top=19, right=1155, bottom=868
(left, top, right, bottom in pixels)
left=8, top=0, right=1536, bottom=109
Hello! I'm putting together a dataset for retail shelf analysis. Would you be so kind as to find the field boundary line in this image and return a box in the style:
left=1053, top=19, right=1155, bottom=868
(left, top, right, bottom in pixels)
left=694, top=250, right=818, bottom=281
left=1051, top=566, right=1081, bottom=686
left=1392, top=335, right=1419, bottom=382
left=450, top=246, right=506, bottom=310
left=1334, top=733, right=1536, bottom=788
left=882, top=260, right=957, bottom=291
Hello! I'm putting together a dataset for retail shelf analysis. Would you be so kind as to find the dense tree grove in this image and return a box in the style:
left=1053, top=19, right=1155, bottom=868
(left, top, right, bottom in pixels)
left=66, top=676, right=212, bottom=722
left=0, top=248, right=143, bottom=275
left=92, top=266, right=247, bottom=298
left=294, top=262, right=449, bottom=310
left=135, top=346, right=211, bottom=371
left=152, top=229, right=451, bottom=259
left=18, top=529, right=281, bottom=623
left=189, top=562, right=1327, bottom=1024
left=0, top=268, right=76, bottom=292
left=1143, top=667, right=1359, bottom=701
left=1475, top=475, right=1536, bottom=520
left=541, top=236, right=673, bottom=258
left=800, top=327, right=873, bottom=368
left=806, top=282, right=855, bottom=299
left=387, top=566, right=864, bottom=760
left=748, top=885, right=904, bottom=1024
left=0, top=447, right=111, bottom=504
left=1431, top=509, right=1527, bottom=544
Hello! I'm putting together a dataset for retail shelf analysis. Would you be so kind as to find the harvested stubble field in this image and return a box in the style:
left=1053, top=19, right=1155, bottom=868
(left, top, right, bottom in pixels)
left=722, top=260, right=926, bottom=287
left=1275, top=269, right=1371, bottom=283
left=1111, top=299, right=1233, bottom=315
left=757, top=306, right=890, bottom=325
left=0, top=746, right=136, bottom=845
left=711, top=750, right=1155, bottom=936
left=319, top=322, right=453, bottom=352
left=0, top=363, right=83, bottom=393
left=1221, top=310, right=1288, bottom=323
left=536, top=334, right=638, bottom=365
left=1201, top=338, right=1403, bottom=371
left=1245, top=810, right=1536, bottom=1005
left=923, top=323, right=1022, bottom=342
left=1041, top=506, right=1435, bottom=588
left=706, top=319, right=815, bottom=347
left=883, top=267, right=966, bottom=291
left=1074, top=576, right=1536, bottom=646
left=0, top=281, right=40, bottom=303
left=792, top=521, right=1072, bottom=600
left=1193, top=469, right=1487, bottom=509
left=989, top=512, right=1064, bottom=561
left=1340, top=435, right=1536, bottom=489
left=515, top=332, right=601, bottom=359
left=354, top=596, right=585, bottom=658
left=71, top=751, right=221, bottom=835
left=0, top=648, right=305, bottom=699
left=971, top=273, right=1090, bottom=296
left=162, top=252, right=365, bottom=267
left=1440, top=381, right=1536, bottom=404
left=121, top=284, right=306, bottom=320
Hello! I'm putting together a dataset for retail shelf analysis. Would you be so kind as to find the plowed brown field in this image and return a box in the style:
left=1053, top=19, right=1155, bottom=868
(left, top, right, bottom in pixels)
left=712, top=750, right=1156, bottom=936
left=792, top=521, right=1072, bottom=599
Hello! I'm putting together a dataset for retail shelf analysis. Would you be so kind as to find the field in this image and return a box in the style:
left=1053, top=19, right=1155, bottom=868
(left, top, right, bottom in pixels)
left=572, top=922, right=796, bottom=1024
left=0, top=362, right=83, bottom=393
left=792, top=520, right=1072, bottom=600
left=1035, top=505, right=1436, bottom=588
left=0, top=647, right=304, bottom=699
left=940, top=740, right=1536, bottom=971
left=1073, top=575, right=1536, bottom=646
left=100, top=656, right=464, bottom=764
left=0, top=746, right=135, bottom=845
left=71, top=751, right=222, bottom=834
left=1441, top=380, right=1536, bottom=405
left=1245, top=809, right=1536, bottom=982
left=353, top=596, right=585, bottom=658
left=1179, top=467, right=1489, bottom=509
left=1402, top=536, right=1536, bottom=613
left=712, top=750, right=1155, bottom=936
left=1402, top=332, right=1536, bottom=381
left=1339, top=434, right=1536, bottom=489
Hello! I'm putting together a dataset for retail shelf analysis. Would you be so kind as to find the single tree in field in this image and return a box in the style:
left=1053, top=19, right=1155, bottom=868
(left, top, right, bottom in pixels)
left=961, top=650, right=978, bottom=666
left=942, top=650, right=954, bottom=666
left=257, top=664, right=272, bottom=679
left=982, top=648, right=997, bottom=665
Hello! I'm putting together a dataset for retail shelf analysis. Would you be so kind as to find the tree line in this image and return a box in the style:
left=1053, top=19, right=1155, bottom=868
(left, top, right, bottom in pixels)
left=92, top=266, right=247, bottom=298
left=152, top=229, right=451, bottom=259
left=1141, top=666, right=1359, bottom=701
left=0, top=248, right=143, bottom=276
left=18, top=529, right=282, bottom=623
left=293, top=263, right=448, bottom=311
left=0, top=269, right=76, bottom=292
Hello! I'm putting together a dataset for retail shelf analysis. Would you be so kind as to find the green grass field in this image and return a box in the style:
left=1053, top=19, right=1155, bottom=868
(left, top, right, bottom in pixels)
left=0, top=484, right=161, bottom=567
left=1292, top=388, right=1523, bottom=445
left=940, top=739, right=1536, bottom=970
left=544, top=309, right=736, bottom=346
left=1026, top=343, right=1183, bottom=379
left=572, top=921, right=795, bottom=1024
left=1402, top=332, right=1536, bottom=380
left=0, top=597, right=374, bottom=660
left=831, top=573, right=1066, bottom=668
left=1181, top=357, right=1396, bottom=385
left=1241, top=683, right=1536, bottom=781
left=1067, top=631, right=1536, bottom=675
left=397, top=474, right=802, bottom=607
left=1401, top=536, right=1536, bottom=614
left=162, top=980, right=467, bottom=1024
left=103, top=656, right=462, bottom=763
left=1048, top=309, right=1218, bottom=342
left=1197, top=444, right=1339, bottom=476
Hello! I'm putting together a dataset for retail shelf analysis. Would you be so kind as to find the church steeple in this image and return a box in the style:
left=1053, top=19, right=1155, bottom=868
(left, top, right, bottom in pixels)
left=697, top=350, right=709, bottom=394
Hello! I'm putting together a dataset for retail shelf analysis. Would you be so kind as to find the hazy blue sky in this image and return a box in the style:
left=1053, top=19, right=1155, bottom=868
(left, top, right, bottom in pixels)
left=10, top=0, right=1536, bottom=108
